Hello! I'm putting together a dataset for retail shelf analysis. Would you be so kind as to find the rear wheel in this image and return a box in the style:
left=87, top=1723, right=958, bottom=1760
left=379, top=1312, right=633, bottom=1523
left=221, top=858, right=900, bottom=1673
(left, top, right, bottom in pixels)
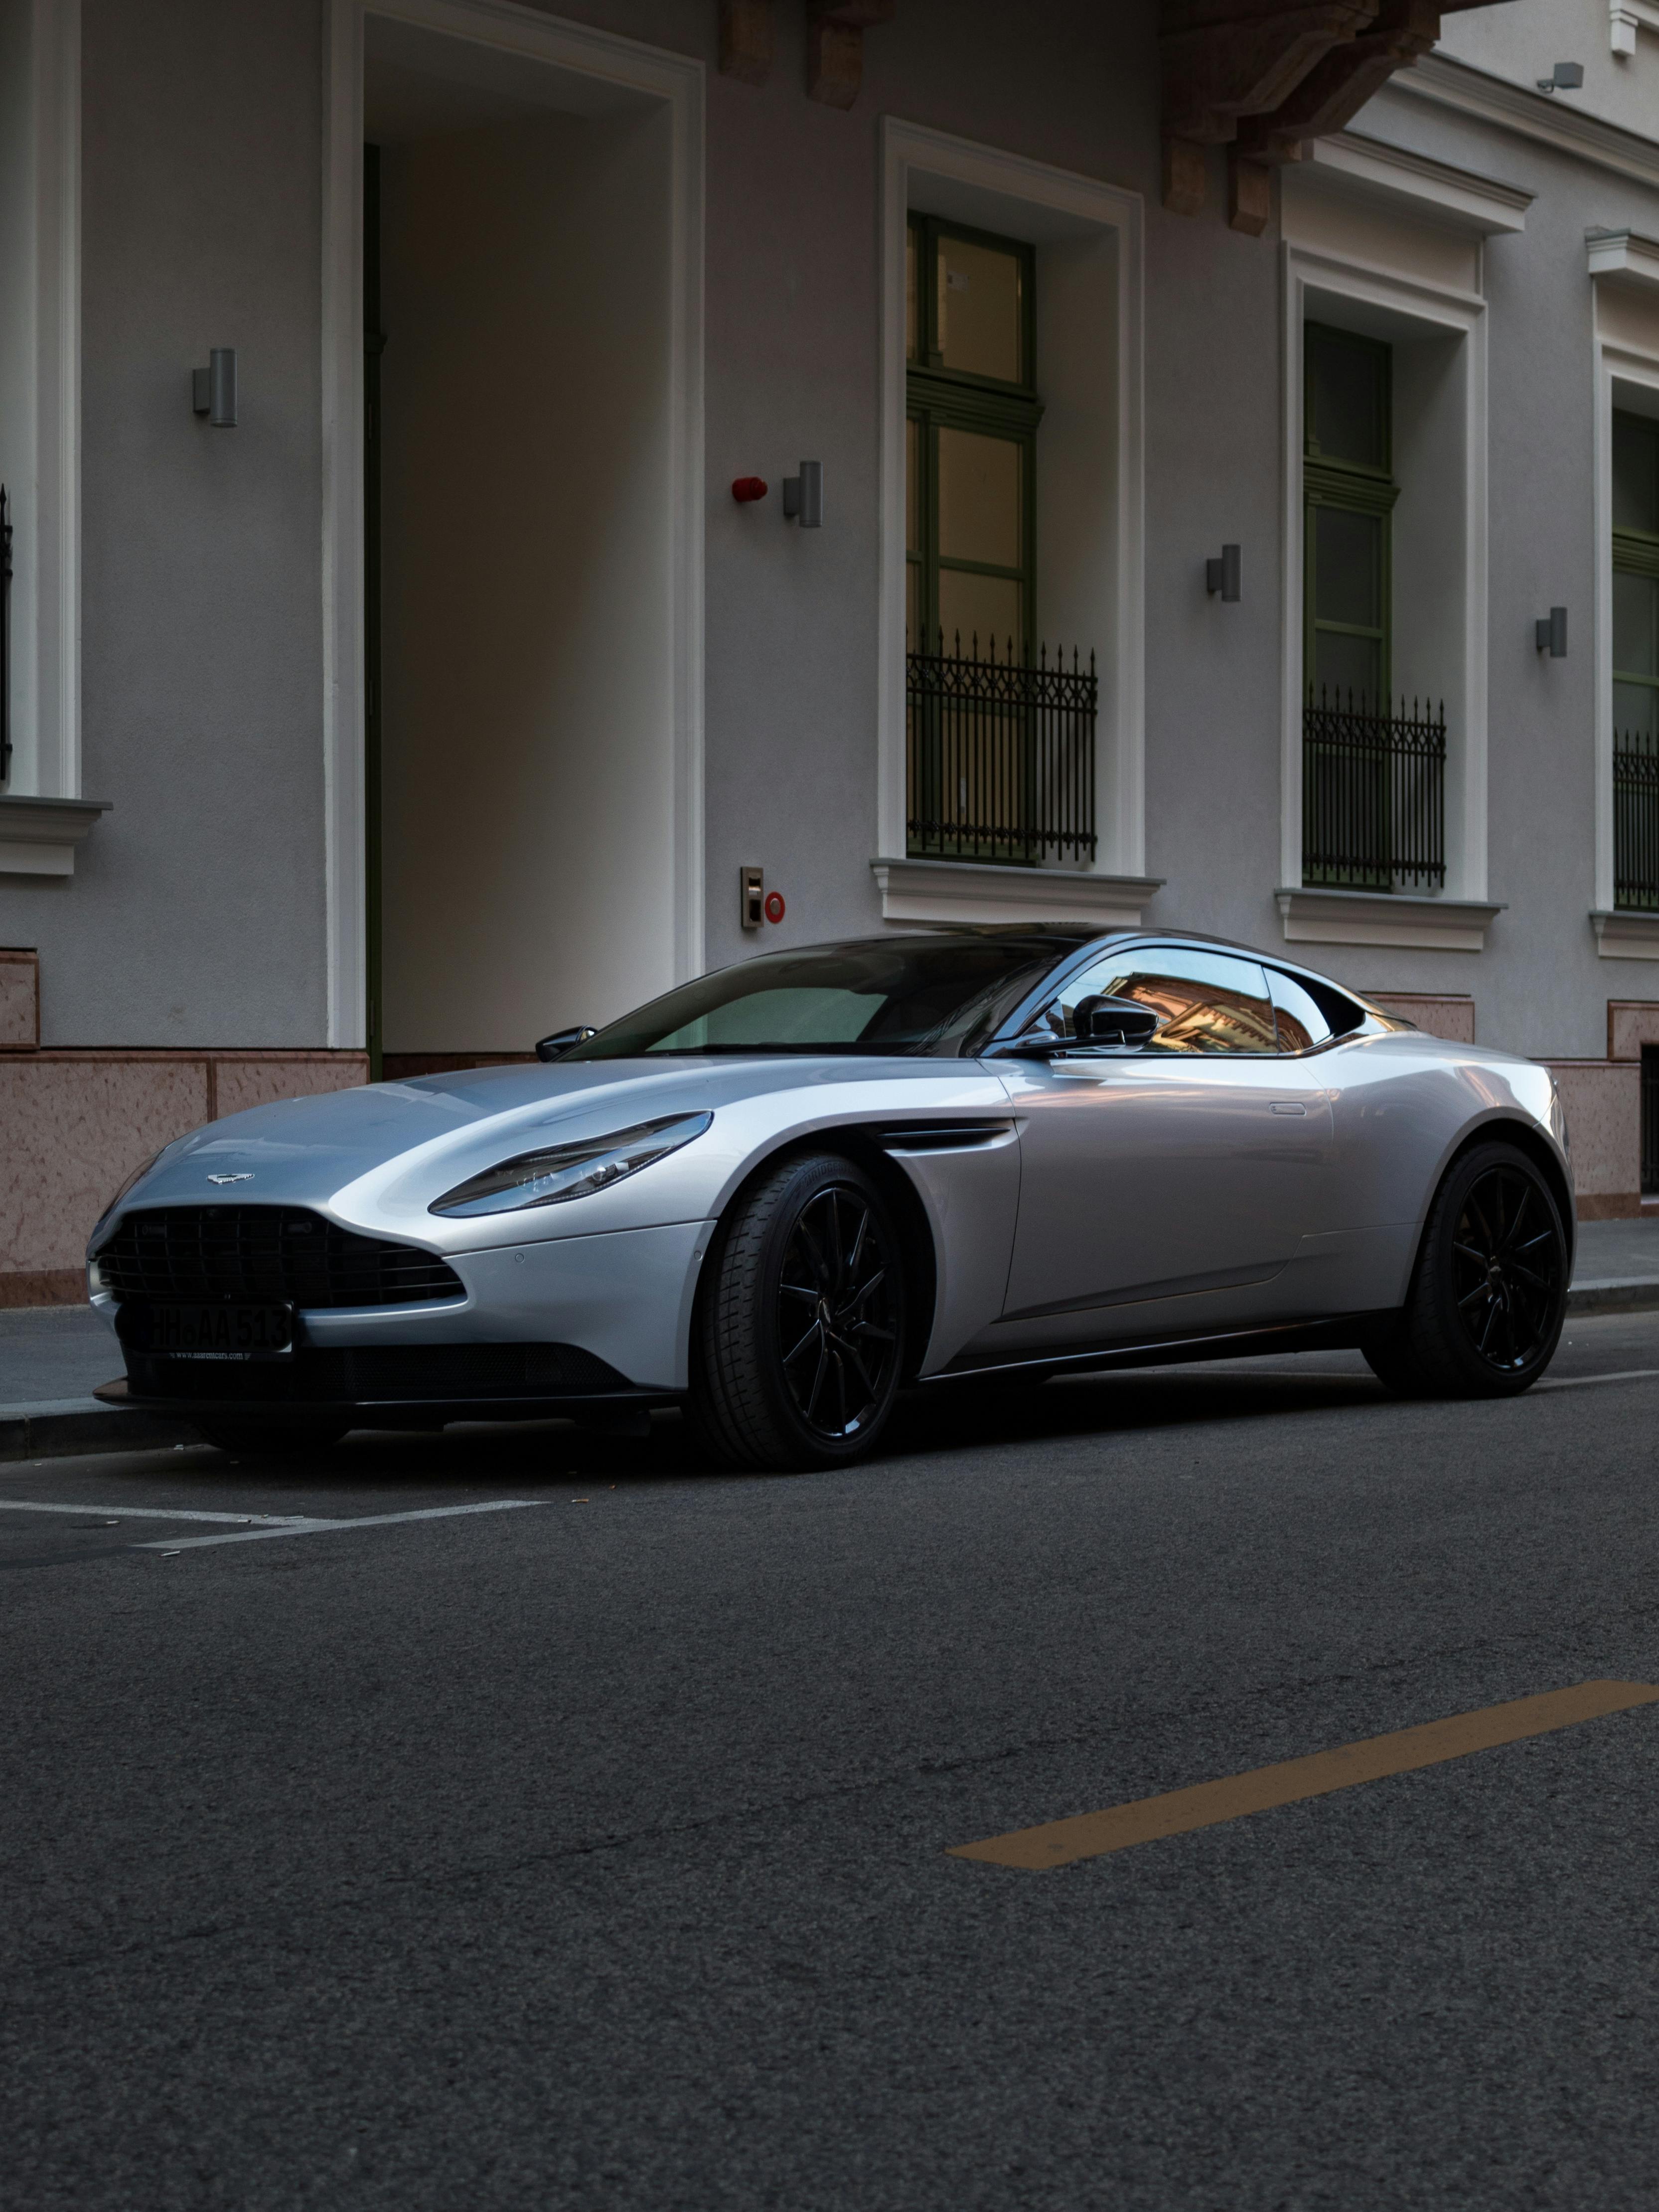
left=193, top=1420, right=349, bottom=1457
left=689, top=1152, right=906, bottom=1472
left=1364, top=1141, right=1567, bottom=1398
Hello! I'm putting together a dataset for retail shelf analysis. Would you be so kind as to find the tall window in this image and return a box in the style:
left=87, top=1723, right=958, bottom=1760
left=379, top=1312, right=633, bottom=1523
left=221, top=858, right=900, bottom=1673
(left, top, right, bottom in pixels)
left=1304, top=323, right=1396, bottom=708
left=1614, top=409, right=1659, bottom=746
left=905, top=219, right=1041, bottom=651
left=1613, top=409, right=1659, bottom=911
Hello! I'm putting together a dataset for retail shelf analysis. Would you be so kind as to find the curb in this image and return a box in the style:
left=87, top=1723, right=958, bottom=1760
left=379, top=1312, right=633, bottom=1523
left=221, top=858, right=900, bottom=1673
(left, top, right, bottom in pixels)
left=1565, top=1277, right=1659, bottom=1318
left=0, top=1397, right=204, bottom=1463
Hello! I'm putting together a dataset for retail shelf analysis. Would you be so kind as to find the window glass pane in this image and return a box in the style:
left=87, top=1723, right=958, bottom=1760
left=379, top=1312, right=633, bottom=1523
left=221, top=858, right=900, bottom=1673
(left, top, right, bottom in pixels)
left=937, top=234, right=1023, bottom=383
left=938, top=568, right=1023, bottom=652
left=905, top=416, right=919, bottom=556
left=906, top=560, right=921, bottom=651
left=1613, top=410, right=1659, bottom=537
left=1614, top=569, right=1659, bottom=680
left=1307, top=326, right=1387, bottom=469
left=1268, top=969, right=1332, bottom=1051
left=1313, top=629, right=1382, bottom=705
left=937, top=427, right=1022, bottom=569
left=1314, top=505, right=1382, bottom=630
left=1615, top=681, right=1658, bottom=745
left=906, top=224, right=919, bottom=365
left=1039, top=947, right=1277, bottom=1055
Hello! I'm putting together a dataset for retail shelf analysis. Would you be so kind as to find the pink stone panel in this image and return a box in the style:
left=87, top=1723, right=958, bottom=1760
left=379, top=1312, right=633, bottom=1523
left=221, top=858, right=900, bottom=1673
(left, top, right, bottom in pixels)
left=0, top=1058, right=211, bottom=1280
left=0, top=950, right=39, bottom=1050
left=1607, top=1000, right=1659, bottom=1061
left=1542, top=1059, right=1641, bottom=1214
left=1370, top=993, right=1476, bottom=1043
left=212, top=1054, right=370, bottom=1118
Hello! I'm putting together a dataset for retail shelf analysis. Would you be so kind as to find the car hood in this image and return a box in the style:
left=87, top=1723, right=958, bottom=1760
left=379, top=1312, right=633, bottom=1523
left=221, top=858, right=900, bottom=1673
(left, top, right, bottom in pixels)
left=99, top=1055, right=1009, bottom=1250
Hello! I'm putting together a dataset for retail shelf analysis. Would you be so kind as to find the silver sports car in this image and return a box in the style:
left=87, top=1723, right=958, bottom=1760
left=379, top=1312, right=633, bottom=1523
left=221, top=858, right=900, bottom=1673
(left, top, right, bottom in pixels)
left=88, top=930, right=1573, bottom=1468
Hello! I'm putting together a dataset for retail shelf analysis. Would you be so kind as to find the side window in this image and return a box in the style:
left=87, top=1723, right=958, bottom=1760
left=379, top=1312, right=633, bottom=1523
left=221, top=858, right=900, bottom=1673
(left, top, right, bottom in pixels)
left=1041, top=946, right=1277, bottom=1055
left=1268, top=969, right=1332, bottom=1052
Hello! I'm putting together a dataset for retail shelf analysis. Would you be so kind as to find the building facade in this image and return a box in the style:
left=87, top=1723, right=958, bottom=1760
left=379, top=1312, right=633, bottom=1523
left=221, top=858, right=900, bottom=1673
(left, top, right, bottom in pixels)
left=3, top=0, right=1659, bottom=1301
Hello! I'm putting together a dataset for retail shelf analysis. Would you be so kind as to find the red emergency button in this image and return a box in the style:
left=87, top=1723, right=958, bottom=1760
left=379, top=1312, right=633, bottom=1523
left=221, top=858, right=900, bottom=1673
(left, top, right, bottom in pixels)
left=763, top=890, right=785, bottom=924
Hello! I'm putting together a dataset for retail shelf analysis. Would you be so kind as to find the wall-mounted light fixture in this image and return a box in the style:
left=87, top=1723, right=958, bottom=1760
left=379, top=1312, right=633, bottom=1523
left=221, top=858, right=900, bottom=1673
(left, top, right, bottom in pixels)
left=1536, top=605, right=1568, bottom=657
left=1536, top=61, right=1584, bottom=94
left=192, top=348, right=238, bottom=428
left=782, top=461, right=823, bottom=527
left=1206, top=543, right=1241, bottom=601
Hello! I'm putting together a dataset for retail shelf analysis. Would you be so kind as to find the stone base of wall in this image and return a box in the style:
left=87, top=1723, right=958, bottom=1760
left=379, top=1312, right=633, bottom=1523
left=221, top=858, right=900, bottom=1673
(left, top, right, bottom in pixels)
left=1370, top=992, right=1477, bottom=1042
left=1542, top=1058, right=1641, bottom=1221
left=0, top=1049, right=369, bottom=1306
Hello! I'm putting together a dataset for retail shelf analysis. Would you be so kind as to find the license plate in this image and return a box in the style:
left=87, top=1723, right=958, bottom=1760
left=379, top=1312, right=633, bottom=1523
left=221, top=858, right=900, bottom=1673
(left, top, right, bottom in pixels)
left=125, top=1303, right=296, bottom=1361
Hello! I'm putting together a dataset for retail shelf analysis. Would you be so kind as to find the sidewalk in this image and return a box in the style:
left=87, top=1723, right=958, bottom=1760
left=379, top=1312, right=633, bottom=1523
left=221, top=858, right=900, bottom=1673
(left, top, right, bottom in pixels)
left=5, top=1217, right=1658, bottom=1459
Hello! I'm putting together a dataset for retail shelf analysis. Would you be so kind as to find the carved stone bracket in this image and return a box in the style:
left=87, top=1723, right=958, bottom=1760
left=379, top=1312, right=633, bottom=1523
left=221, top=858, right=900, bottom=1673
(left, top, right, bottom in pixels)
left=807, top=0, right=896, bottom=108
left=1160, top=0, right=1511, bottom=231
left=719, top=0, right=775, bottom=85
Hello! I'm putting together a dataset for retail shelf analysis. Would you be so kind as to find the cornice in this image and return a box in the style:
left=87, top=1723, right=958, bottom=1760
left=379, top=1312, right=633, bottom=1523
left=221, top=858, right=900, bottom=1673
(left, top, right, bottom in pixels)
left=1378, top=54, right=1659, bottom=191
left=1587, top=226, right=1659, bottom=291
left=1307, top=129, right=1532, bottom=233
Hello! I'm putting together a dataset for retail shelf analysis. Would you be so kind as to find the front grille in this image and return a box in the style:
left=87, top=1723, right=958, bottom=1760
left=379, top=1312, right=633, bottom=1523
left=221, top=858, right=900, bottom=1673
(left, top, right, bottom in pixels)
left=97, top=1206, right=464, bottom=1310
left=123, top=1341, right=629, bottom=1404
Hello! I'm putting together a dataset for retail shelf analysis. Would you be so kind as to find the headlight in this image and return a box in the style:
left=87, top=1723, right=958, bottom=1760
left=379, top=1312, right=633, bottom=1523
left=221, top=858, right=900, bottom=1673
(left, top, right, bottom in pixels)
left=429, top=1111, right=713, bottom=1219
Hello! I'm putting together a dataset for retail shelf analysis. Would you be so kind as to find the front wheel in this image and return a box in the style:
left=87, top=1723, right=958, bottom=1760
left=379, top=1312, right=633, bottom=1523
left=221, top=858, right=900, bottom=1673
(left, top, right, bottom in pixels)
left=689, top=1152, right=906, bottom=1472
left=1364, top=1140, right=1568, bottom=1398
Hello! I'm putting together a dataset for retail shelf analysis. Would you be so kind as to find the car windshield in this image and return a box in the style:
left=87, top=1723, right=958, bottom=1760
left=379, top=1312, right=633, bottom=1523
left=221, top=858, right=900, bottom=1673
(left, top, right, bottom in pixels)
left=564, top=938, right=1068, bottom=1059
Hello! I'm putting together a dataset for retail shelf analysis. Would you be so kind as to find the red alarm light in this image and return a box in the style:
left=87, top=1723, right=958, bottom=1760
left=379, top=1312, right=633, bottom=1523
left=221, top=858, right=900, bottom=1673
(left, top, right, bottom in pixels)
left=763, top=890, right=785, bottom=924
left=731, top=476, right=768, bottom=503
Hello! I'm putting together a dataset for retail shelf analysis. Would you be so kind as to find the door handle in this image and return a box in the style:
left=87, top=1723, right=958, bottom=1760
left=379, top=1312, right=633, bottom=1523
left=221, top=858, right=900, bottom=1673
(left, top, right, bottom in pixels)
left=1270, top=1101, right=1308, bottom=1116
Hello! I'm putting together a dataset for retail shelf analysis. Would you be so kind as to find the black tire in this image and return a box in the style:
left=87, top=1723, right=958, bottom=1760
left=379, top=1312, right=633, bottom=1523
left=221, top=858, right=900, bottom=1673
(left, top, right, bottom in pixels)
left=193, top=1419, right=349, bottom=1457
left=1363, top=1140, right=1568, bottom=1399
left=689, top=1152, right=906, bottom=1472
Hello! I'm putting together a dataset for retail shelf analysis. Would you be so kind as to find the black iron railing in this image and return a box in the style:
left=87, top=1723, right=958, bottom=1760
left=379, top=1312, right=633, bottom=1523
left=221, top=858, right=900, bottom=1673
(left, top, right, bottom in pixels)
left=1302, top=690, right=1446, bottom=891
left=906, top=633, right=1097, bottom=868
left=1615, top=731, right=1659, bottom=912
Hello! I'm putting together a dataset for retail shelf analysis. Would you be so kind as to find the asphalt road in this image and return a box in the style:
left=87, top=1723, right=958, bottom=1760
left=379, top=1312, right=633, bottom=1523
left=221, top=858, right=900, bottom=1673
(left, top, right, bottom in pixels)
left=7, top=1316, right=1659, bottom=2210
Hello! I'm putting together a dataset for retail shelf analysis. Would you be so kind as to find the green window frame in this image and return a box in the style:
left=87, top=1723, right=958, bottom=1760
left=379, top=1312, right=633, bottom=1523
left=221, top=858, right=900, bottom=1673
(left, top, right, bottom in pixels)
left=906, top=217, right=1042, bottom=654
left=1303, top=322, right=1397, bottom=711
left=1613, top=408, right=1659, bottom=749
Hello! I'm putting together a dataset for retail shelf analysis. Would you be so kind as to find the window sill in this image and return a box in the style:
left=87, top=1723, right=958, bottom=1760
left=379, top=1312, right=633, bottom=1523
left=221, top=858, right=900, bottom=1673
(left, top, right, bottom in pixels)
left=1275, top=885, right=1504, bottom=952
left=872, top=857, right=1163, bottom=930
left=0, top=796, right=112, bottom=878
left=1592, top=909, right=1659, bottom=959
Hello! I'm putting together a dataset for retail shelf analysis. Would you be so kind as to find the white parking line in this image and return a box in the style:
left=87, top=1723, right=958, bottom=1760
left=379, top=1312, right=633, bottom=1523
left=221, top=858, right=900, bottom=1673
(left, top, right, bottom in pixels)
left=0, top=1500, right=305, bottom=1525
left=136, top=1500, right=546, bottom=1550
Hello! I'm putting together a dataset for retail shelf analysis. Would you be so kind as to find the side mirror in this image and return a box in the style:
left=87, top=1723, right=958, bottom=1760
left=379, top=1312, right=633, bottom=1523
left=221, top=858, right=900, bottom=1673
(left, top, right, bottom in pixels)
left=1074, top=994, right=1159, bottom=1048
left=535, top=1026, right=597, bottom=1063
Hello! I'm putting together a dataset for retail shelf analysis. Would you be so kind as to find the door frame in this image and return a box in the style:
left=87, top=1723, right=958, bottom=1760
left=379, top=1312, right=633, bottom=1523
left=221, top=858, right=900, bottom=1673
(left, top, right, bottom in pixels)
left=319, top=0, right=706, bottom=1049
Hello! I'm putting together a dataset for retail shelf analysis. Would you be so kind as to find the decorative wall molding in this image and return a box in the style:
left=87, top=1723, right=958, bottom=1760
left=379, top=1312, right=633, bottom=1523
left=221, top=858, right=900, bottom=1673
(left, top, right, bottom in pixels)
left=1306, top=130, right=1531, bottom=232
left=1587, top=228, right=1659, bottom=294
left=1380, top=54, right=1659, bottom=191
left=872, top=858, right=1163, bottom=930
left=1276, top=886, right=1504, bottom=951
left=806, top=1, right=893, bottom=107
left=718, top=0, right=772, bottom=83
left=321, top=0, right=705, bottom=1050
left=0, top=793, right=107, bottom=876
left=1592, top=909, right=1659, bottom=959
left=1610, top=0, right=1659, bottom=58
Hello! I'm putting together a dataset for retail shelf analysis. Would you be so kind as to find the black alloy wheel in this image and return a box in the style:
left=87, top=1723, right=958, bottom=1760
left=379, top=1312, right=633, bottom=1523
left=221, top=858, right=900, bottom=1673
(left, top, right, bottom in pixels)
left=1363, top=1139, right=1568, bottom=1399
left=1450, top=1163, right=1563, bottom=1373
left=689, top=1152, right=908, bottom=1471
left=776, top=1182, right=899, bottom=1444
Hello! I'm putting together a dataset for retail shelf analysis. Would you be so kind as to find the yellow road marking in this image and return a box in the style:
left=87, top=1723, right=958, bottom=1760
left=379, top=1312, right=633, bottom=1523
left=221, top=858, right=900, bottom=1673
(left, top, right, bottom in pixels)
left=948, top=1680, right=1659, bottom=1871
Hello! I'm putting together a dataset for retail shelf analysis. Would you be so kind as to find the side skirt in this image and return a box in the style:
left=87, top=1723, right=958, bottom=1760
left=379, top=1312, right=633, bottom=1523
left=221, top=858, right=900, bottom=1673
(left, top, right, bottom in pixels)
left=926, top=1312, right=1393, bottom=1385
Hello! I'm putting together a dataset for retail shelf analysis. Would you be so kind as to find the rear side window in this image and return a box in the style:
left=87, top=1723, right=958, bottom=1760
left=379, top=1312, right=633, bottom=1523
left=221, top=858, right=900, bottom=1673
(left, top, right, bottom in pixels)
left=1267, top=967, right=1364, bottom=1050
left=1040, top=945, right=1277, bottom=1055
